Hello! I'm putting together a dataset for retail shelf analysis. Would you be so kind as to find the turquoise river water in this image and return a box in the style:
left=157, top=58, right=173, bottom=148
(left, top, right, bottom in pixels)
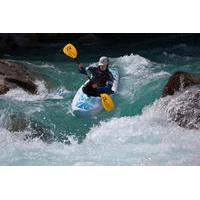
left=0, top=41, right=200, bottom=165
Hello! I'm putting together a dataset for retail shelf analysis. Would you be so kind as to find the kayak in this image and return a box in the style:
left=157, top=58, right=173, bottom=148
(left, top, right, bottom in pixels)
left=71, top=67, right=119, bottom=117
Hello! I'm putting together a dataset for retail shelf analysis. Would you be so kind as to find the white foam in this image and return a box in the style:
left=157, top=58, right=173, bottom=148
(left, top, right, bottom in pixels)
left=47, top=87, right=71, bottom=100
left=111, top=53, right=151, bottom=75
left=110, top=54, right=170, bottom=100
left=1, top=95, right=199, bottom=165
left=165, top=85, right=200, bottom=129
left=19, top=61, right=55, bottom=69
left=0, top=54, right=199, bottom=165
left=83, top=97, right=200, bottom=165
left=2, top=80, right=71, bottom=102
left=3, top=80, right=48, bottom=101
left=40, top=63, right=55, bottom=68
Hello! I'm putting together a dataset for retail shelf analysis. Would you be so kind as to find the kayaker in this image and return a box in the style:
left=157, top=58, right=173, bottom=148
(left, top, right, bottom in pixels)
left=79, top=56, right=114, bottom=97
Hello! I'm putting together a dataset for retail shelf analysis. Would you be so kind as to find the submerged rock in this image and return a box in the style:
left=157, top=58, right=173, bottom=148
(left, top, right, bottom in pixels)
left=6, top=113, right=71, bottom=144
left=162, top=71, right=200, bottom=97
left=0, top=59, right=38, bottom=94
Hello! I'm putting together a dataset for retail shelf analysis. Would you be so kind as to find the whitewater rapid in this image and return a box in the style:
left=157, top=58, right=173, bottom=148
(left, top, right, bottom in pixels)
left=0, top=53, right=200, bottom=165
left=1, top=95, right=199, bottom=165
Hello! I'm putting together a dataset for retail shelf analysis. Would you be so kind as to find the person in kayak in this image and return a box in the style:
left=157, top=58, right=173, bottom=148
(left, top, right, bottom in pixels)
left=79, top=56, right=114, bottom=97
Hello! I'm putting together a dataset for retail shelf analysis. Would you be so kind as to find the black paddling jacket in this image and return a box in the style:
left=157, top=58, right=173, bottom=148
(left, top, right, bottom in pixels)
left=79, top=65, right=114, bottom=92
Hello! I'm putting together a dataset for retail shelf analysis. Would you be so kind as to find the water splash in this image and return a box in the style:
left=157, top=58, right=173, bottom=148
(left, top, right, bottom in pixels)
left=2, top=80, right=71, bottom=102
left=0, top=53, right=199, bottom=165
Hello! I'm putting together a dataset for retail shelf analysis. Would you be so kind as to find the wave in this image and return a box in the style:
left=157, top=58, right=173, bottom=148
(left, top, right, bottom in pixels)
left=162, top=51, right=195, bottom=61
left=111, top=53, right=151, bottom=75
left=1, top=94, right=199, bottom=165
left=1, top=80, right=71, bottom=102
left=84, top=96, right=200, bottom=165
left=13, top=60, right=55, bottom=69
left=110, top=54, right=170, bottom=105
left=0, top=53, right=199, bottom=165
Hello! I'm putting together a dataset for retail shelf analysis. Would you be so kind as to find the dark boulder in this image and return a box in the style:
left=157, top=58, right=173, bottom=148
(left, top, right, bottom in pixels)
left=162, top=71, right=200, bottom=130
left=162, top=71, right=200, bottom=97
left=0, top=84, right=9, bottom=94
left=6, top=113, right=71, bottom=144
left=165, top=85, right=200, bottom=130
left=6, top=114, right=54, bottom=144
left=0, top=59, right=38, bottom=94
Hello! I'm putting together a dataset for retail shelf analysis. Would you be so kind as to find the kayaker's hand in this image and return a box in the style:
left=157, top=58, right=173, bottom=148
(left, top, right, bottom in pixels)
left=91, top=83, right=98, bottom=89
left=79, top=63, right=84, bottom=70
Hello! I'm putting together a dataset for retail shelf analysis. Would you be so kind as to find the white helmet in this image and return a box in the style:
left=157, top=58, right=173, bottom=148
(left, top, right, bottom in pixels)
left=98, top=56, right=109, bottom=66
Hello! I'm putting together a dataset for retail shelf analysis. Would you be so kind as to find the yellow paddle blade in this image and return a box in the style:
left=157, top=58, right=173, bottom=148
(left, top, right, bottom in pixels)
left=63, top=43, right=77, bottom=59
left=100, top=93, right=114, bottom=112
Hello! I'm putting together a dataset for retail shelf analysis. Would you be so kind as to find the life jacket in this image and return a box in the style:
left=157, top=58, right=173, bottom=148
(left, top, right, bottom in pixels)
left=88, top=66, right=114, bottom=88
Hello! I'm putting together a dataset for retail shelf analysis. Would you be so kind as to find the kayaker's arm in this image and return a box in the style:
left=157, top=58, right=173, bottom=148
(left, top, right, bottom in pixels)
left=79, top=64, right=87, bottom=75
left=79, top=64, right=95, bottom=75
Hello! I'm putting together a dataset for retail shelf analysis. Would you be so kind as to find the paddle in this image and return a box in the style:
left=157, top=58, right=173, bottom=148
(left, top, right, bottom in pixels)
left=63, top=43, right=114, bottom=112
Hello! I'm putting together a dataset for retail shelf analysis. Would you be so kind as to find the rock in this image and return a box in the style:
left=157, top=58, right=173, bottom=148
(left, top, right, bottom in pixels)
left=7, top=114, right=28, bottom=132
left=6, top=113, right=71, bottom=144
left=165, top=85, right=200, bottom=129
left=6, top=114, right=55, bottom=144
left=0, top=59, right=38, bottom=94
left=0, top=84, right=9, bottom=94
left=5, top=113, right=53, bottom=143
left=162, top=71, right=200, bottom=129
left=162, top=71, right=200, bottom=97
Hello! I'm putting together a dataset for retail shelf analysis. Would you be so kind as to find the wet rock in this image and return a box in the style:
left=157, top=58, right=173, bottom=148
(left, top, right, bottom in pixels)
left=165, top=85, right=200, bottom=130
left=162, top=71, right=200, bottom=130
left=25, top=121, right=55, bottom=144
left=7, top=114, right=51, bottom=141
left=7, top=114, right=55, bottom=144
left=0, top=59, right=38, bottom=94
left=0, top=84, right=9, bottom=94
left=6, top=113, right=71, bottom=144
left=162, top=71, right=200, bottom=97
